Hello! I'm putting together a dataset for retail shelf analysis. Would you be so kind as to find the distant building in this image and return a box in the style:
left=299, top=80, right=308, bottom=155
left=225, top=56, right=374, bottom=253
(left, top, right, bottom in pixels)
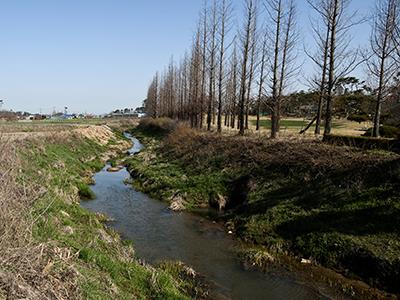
left=105, top=108, right=137, bottom=118
left=135, top=106, right=145, bottom=114
left=50, top=112, right=77, bottom=120
left=0, top=111, right=17, bottom=121
left=103, top=106, right=148, bottom=119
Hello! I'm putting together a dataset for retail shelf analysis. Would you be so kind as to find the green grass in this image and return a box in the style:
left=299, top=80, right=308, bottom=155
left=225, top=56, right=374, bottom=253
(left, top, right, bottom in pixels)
left=77, top=182, right=96, bottom=199
left=127, top=150, right=227, bottom=210
left=20, top=133, right=198, bottom=299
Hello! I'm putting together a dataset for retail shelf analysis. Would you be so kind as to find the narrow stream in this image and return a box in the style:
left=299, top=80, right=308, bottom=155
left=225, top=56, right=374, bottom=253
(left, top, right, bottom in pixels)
left=81, top=134, right=327, bottom=300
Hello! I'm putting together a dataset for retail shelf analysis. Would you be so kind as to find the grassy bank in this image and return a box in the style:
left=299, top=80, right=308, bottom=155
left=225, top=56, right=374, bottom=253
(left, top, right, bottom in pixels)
left=126, top=118, right=400, bottom=297
left=0, top=125, right=203, bottom=299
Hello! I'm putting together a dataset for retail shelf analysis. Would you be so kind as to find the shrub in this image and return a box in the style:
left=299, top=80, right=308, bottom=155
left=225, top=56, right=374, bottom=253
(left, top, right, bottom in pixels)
left=363, top=125, right=400, bottom=139
left=137, top=118, right=177, bottom=136
left=77, top=182, right=96, bottom=200
left=347, top=114, right=370, bottom=123
left=86, top=158, right=104, bottom=172
left=324, top=134, right=398, bottom=152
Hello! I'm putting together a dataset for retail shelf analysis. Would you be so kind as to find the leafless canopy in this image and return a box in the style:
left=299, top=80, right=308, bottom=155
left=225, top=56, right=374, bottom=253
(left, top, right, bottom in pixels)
left=366, top=0, right=400, bottom=137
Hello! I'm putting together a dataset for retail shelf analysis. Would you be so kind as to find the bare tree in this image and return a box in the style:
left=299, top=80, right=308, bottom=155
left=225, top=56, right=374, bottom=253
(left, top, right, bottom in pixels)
left=324, top=0, right=339, bottom=136
left=238, top=0, right=258, bottom=135
left=301, top=1, right=332, bottom=135
left=189, top=31, right=203, bottom=127
left=315, top=21, right=331, bottom=134
left=256, top=29, right=269, bottom=130
left=207, top=0, right=218, bottom=131
left=267, top=0, right=298, bottom=138
left=200, top=1, right=208, bottom=128
left=146, top=73, right=159, bottom=118
left=305, top=0, right=363, bottom=137
left=268, top=0, right=282, bottom=139
left=367, top=0, right=399, bottom=137
left=177, top=54, right=188, bottom=120
left=277, top=0, right=297, bottom=132
left=228, top=43, right=239, bottom=129
left=245, top=11, right=258, bottom=130
left=217, top=0, right=233, bottom=133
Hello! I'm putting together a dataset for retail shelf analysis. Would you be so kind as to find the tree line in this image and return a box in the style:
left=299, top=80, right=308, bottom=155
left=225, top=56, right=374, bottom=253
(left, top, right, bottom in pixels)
left=145, top=0, right=400, bottom=138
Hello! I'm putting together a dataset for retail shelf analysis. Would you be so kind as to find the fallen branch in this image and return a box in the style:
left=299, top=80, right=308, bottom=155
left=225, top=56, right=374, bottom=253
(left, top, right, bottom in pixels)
left=299, top=116, right=318, bottom=134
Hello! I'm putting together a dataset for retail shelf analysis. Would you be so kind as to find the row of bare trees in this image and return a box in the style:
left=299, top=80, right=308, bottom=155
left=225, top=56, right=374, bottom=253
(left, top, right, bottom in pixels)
left=146, top=0, right=400, bottom=138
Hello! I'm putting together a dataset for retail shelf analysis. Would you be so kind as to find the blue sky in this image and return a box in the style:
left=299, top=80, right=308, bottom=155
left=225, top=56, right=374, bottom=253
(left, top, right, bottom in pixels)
left=0, top=0, right=372, bottom=114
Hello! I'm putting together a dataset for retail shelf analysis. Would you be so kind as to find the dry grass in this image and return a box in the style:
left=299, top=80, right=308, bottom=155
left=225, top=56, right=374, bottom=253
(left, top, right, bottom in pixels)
left=0, top=123, right=129, bottom=299
left=0, top=121, right=129, bottom=145
left=0, top=120, right=195, bottom=299
left=0, top=137, right=80, bottom=299
left=163, top=123, right=394, bottom=179
left=0, top=118, right=139, bottom=142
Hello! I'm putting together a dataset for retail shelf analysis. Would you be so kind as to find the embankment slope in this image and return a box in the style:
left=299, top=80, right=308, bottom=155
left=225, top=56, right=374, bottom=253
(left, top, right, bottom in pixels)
left=127, top=118, right=400, bottom=298
left=0, top=124, right=201, bottom=299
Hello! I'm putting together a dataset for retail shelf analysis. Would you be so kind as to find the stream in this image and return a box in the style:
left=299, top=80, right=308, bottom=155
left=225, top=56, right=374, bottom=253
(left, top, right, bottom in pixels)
left=81, top=134, right=328, bottom=300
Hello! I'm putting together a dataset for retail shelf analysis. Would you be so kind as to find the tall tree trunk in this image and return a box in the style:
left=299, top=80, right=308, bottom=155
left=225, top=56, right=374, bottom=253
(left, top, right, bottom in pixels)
left=324, top=0, right=339, bottom=137
left=245, top=24, right=257, bottom=130
left=315, top=22, right=330, bottom=135
left=271, top=0, right=282, bottom=139
left=256, top=32, right=268, bottom=131
left=207, top=1, right=217, bottom=131
left=276, top=0, right=295, bottom=135
left=373, top=49, right=388, bottom=138
left=238, top=1, right=255, bottom=135
left=200, top=2, right=208, bottom=129
left=217, top=0, right=227, bottom=133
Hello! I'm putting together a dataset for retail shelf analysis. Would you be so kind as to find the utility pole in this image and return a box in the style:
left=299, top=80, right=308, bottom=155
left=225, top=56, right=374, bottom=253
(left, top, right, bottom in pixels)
left=0, top=100, right=4, bottom=111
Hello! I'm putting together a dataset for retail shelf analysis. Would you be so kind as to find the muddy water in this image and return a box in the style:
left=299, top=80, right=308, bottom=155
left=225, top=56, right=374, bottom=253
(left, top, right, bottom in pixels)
left=81, top=135, right=328, bottom=300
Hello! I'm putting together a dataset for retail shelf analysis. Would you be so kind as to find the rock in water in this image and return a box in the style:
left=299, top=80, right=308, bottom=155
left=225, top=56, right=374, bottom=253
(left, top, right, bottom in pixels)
left=107, top=166, right=122, bottom=172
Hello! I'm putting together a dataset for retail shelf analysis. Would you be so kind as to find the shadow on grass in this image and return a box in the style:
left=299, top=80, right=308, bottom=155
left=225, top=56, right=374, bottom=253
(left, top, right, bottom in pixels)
left=250, top=119, right=345, bottom=130
left=276, top=205, right=400, bottom=238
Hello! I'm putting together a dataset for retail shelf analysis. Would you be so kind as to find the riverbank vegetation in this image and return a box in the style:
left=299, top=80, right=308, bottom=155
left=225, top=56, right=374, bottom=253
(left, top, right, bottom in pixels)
left=127, top=118, right=400, bottom=297
left=0, top=124, right=203, bottom=299
left=139, top=1, right=400, bottom=295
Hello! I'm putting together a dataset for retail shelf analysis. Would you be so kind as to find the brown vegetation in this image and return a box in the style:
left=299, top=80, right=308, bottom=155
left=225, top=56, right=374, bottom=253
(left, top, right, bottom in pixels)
left=162, top=123, right=394, bottom=178
left=0, top=138, right=79, bottom=299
